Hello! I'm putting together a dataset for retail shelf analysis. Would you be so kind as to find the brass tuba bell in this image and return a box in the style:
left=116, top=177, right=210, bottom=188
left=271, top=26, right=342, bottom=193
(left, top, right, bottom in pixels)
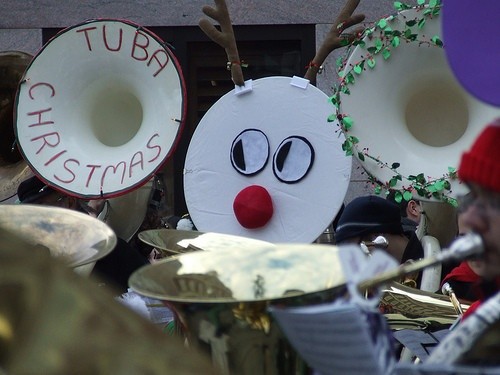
left=0, top=51, right=33, bottom=202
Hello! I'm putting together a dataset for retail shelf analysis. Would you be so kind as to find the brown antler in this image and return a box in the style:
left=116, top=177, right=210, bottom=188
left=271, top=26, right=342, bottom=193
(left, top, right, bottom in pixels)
left=304, top=0, right=365, bottom=84
left=199, top=0, right=245, bottom=86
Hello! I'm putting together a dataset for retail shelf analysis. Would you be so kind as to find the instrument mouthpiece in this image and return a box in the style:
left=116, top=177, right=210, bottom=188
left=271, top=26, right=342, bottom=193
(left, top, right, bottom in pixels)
left=441, top=282, right=453, bottom=296
left=360, top=235, right=389, bottom=253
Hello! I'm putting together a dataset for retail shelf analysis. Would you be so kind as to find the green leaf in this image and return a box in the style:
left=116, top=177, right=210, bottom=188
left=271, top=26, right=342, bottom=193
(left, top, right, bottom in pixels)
left=394, top=1, right=410, bottom=10
left=429, top=0, right=439, bottom=7
left=367, top=58, right=376, bottom=69
left=367, top=46, right=378, bottom=54
left=447, top=197, right=458, bottom=208
left=374, top=185, right=382, bottom=194
left=416, top=173, right=426, bottom=184
left=389, top=178, right=398, bottom=187
left=433, top=180, right=445, bottom=191
left=375, top=38, right=383, bottom=52
left=391, top=162, right=401, bottom=169
left=357, top=152, right=365, bottom=161
left=353, top=63, right=363, bottom=75
left=346, top=72, right=355, bottom=84
left=394, top=191, right=403, bottom=203
left=391, top=36, right=400, bottom=47
left=377, top=19, right=388, bottom=30
left=403, top=190, right=413, bottom=201
left=353, top=40, right=366, bottom=48
left=327, top=114, right=337, bottom=122
left=416, top=188, right=427, bottom=197
left=406, top=20, right=417, bottom=27
left=417, top=0, right=425, bottom=5
left=432, top=7, right=441, bottom=16
left=382, top=48, right=391, bottom=60
left=336, top=56, right=344, bottom=68
left=342, top=140, right=352, bottom=152
left=342, top=116, right=354, bottom=129
left=417, top=18, right=426, bottom=29
left=408, top=33, right=418, bottom=41
left=431, top=35, right=443, bottom=47
left=349, top=136, right=359, bottom=144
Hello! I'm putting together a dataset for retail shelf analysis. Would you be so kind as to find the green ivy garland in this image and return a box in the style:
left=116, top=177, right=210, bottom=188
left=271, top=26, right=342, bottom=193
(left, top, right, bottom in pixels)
left=328, top=0, right=458, bottom=207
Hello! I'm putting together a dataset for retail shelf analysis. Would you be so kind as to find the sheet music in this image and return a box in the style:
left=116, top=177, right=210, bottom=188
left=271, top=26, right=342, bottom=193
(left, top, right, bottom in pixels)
left=117, top=289, right=175, bottom=325
left=269, top=300, right=396, bottom=375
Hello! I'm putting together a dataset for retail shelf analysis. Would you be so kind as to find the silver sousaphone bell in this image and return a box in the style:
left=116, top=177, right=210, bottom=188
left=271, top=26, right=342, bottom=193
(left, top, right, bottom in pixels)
left=0, top=204, right=117, bottom=275
left=129, top=243, right=347, bottom=375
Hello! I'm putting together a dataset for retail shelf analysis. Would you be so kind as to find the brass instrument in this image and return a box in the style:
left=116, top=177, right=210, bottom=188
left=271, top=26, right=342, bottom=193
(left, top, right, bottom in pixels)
left=358, top=233, right=483, bottom=293
left=0, top=227, right=218, bottom=374
left=138, top=228, right=275, bottom=257
left=381, top=282, right=469, bottom=329
left=0, top=51, right=33, bottom=202
left=0, top=204, right=117, bottom=275
left=129, top=243, right=347, bottom=375
left=14, top=19, right=185, bottom=200
left=360, top=235, right=388, bottom=255
left=129, top=233, right=483, bottom=374
left=441, top=282, right=464, bottom=317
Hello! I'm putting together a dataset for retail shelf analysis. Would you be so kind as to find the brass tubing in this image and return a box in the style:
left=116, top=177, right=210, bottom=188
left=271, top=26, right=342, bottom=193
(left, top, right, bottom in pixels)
left=358, top=233, right=483, bottom=292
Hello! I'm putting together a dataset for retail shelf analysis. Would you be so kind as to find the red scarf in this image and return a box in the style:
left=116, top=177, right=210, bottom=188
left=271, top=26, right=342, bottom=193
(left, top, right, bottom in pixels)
left=441, top=261, right=480, bottom=285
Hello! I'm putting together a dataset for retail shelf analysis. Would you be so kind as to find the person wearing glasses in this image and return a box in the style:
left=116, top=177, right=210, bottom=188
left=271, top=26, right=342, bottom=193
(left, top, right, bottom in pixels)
left=449, top=119, right=500, bottom=319
left=426, top=119, right=500, bottom=366
left=334, top=195, right=426, bottom=287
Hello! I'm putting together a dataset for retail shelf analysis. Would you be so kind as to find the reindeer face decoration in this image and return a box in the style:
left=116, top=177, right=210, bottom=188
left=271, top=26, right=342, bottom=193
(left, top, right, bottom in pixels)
left=183, top=76, right=351, bottom=243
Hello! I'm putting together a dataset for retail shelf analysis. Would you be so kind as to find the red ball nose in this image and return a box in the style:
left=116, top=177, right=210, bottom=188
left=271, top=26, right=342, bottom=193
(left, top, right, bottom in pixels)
left=233, top=185, right=273, bottom=229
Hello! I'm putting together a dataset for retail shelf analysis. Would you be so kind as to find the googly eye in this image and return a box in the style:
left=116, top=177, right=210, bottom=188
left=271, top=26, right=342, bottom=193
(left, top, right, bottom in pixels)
left=273, top=136, right=314, bottom=183
left=230, top=129, right=270, bottom=176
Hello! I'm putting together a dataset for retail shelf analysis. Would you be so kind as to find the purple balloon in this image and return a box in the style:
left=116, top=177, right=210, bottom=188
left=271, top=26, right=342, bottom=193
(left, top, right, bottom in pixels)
left=442, top=0, right=500, bottom=107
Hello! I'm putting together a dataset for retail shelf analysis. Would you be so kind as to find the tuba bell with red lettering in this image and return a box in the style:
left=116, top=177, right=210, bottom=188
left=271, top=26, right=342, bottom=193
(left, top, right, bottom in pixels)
left=14, top=19, right=186, bottom=200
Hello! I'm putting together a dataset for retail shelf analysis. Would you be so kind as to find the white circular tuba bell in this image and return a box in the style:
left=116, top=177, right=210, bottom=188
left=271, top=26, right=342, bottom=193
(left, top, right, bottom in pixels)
left=336, top=5, right=500, bottom=202
left=14, top=19, right=186, bottom=200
